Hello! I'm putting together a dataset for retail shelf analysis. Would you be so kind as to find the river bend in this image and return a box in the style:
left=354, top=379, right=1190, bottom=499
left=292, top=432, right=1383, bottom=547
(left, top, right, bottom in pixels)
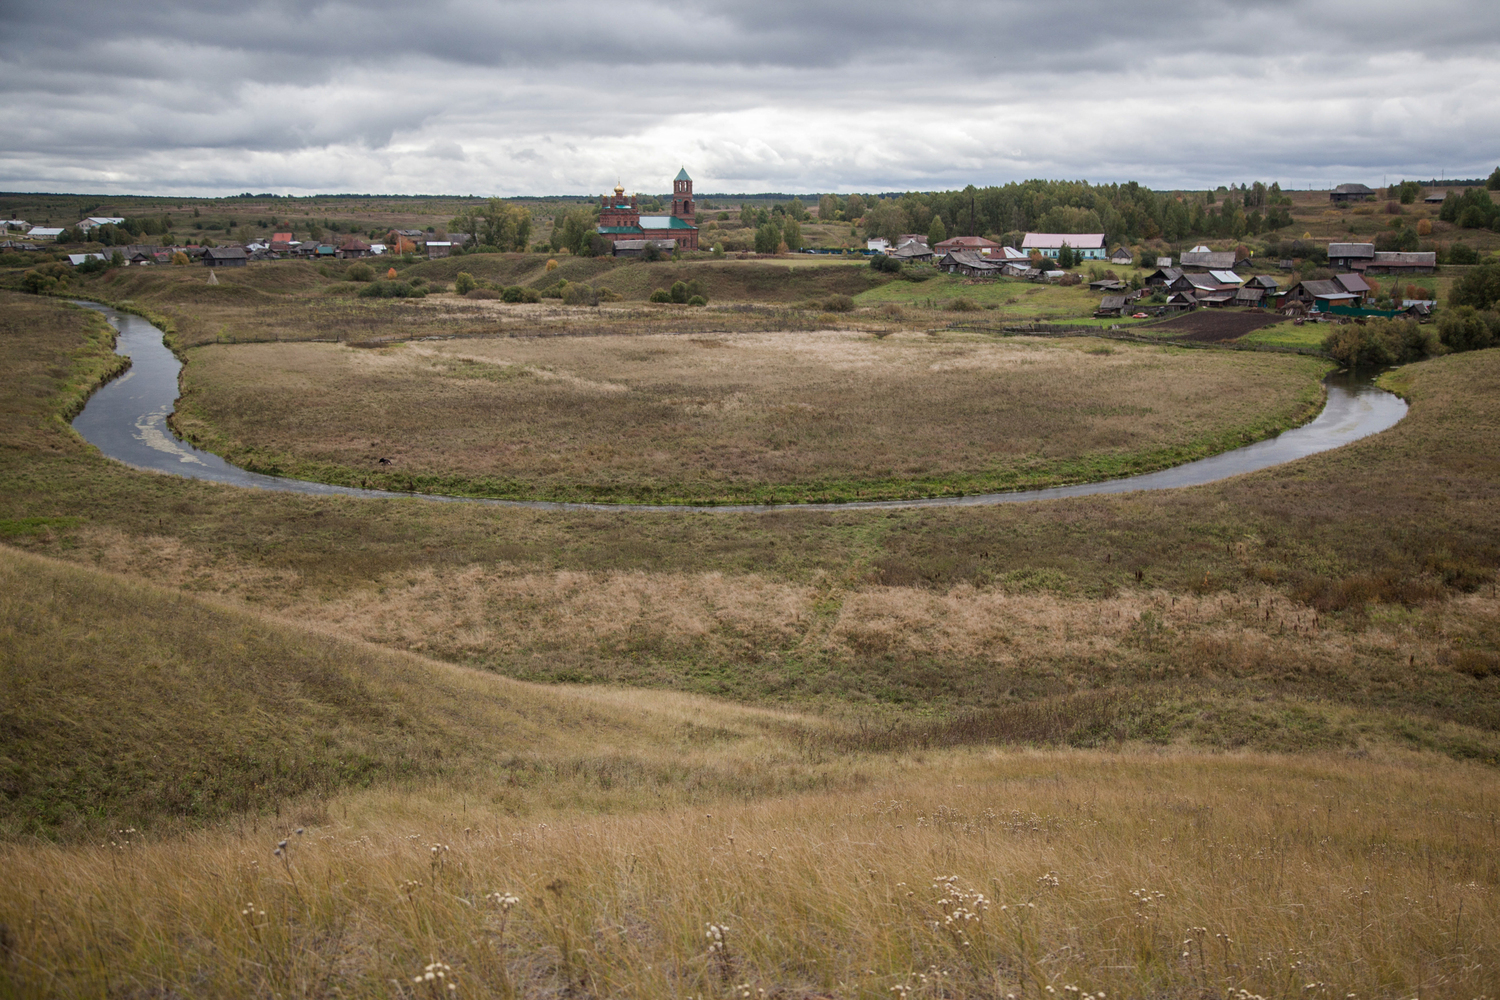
left=70, top=302, right=1408, bottom=513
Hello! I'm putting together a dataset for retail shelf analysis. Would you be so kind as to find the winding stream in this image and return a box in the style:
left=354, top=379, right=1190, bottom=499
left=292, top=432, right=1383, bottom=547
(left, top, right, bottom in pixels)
left=70, top=301, right=1408, bottom=512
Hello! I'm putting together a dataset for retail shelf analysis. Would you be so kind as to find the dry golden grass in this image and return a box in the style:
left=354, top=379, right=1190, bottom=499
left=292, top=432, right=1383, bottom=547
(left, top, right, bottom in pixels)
left=172, top=331, right=1328, bottom=503
left=4, top=749, right=1496, bottom=998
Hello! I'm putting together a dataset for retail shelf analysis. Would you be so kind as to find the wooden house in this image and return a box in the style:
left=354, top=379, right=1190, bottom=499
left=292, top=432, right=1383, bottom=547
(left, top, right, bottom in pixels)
left=1095, top=295, right=1127, bottom=317
left=1329, top=183, right=1375, bottom=203
left=202, top=246, right=248, bottom=267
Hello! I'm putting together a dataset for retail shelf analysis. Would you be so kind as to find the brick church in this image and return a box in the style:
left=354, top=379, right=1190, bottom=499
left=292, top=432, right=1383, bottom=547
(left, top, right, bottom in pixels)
left=596, top=167, right=700, bottom=251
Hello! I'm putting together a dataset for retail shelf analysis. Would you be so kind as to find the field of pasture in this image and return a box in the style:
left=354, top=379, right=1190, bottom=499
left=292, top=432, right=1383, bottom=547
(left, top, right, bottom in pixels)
left=170, top=328, right=1328, bottom=504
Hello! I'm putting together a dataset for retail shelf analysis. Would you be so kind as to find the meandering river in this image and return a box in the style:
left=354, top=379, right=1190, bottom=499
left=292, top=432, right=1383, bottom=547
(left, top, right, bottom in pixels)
left=70, top=301, right=1408, bottom=512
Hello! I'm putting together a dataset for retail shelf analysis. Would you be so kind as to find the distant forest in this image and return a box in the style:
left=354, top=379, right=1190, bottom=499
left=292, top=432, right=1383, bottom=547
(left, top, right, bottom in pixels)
left=813, top=179, right=1302, bottom=245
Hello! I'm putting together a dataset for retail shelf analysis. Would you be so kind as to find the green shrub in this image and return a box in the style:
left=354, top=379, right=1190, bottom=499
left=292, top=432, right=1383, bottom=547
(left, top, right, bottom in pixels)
left=1322, top=318, right=1440, bottom=366
left=465, top=288, right=500, bottom=299
left=597, top=287, right=623, bottom=302
left=563, top=283, right=597, bottom=306
left=521, top=287, right=541, bottom=303
left=1437, top=307, right=1500, bottom=353
left=501, top=285, right=524, bottom=303
left=669, top=280, right=690, bottom=304
left=945, top=297, right=980, bottom=312
left=686, top=295, right=707, bottom=307
left=823, top=294, right=855, bottom=312
left=649, top=288, right=672, bottom=303
left=870, top=254, right=902, bottom=274
left=454, top=271, right=476, bottom=295
left=1448, top=259, right=1500, bottom=310
left=358, top=281, right=424, bottom=299
left=346, top=263, right=375, bottom=282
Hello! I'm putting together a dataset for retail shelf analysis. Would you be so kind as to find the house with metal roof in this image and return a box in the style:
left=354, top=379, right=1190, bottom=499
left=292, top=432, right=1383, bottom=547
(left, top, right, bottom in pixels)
left=1179, top=246, right=1238, bottom=271
left=77, top=216, right=125, bottom=231
left=67, top=253, right=107, bottom=266
left=1329, top=184, right=1375, bottom=203
left=890, top=242, right=935, bottom=263
left=27, top=227, right=64, bottom=241
left=1021, top=233, right=1107, bottom=259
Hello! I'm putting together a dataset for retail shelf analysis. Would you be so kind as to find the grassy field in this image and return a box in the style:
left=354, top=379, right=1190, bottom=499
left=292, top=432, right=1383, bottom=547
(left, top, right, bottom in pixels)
left=170, top=329, right=1329, bottom=504
left=1, top=532, right=1496, bottom=997
left=2, top=291, right=1498, bottom=737
left=3, top=265, right=1500, bottom=995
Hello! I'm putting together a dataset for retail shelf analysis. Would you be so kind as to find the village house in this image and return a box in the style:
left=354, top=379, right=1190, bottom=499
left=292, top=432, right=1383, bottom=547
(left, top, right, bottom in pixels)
left=889, top=241, right=935, bottom=263
left=1178, top=245, right=1238, bottom=271
left=1328, top=242, right=1376, bottom=269
left=1364, top=251, right=1437, bottom=274
left=1095, top=295, right=1128, bottom=318
left=76, top=216, right=125, bottom=232
left=1109, top=246, right=1134, bottom=265
left=26, top=227, right=64, bottom=241
left=1281, top=279, right=1359, bottom=311
left=426, top=241, right=453, bottom=259
left=336, top=237, right=373, bottom=259
left=1144, top=266, right=1183, bottom=288
left=202, top=246, right=248, bottom=268
left=1021, top=233, right=1107, bottom=259
left=596, top=168, right=700, bottom=252
left=939, top=250, right=1004, bottom=277
left=866, top=238, right=890, bottom=252
left=1329, top=183, right=1375, bottom=203
left=934, top=235, right=1001, bottom=255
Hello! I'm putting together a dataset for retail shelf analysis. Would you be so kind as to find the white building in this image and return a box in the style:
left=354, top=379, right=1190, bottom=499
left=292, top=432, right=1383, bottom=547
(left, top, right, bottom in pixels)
left=27, top=227, right=65, bottom=241
left=1021, top=233, right=1108, bottom=259
left=77, top=217, right=126, bottom=231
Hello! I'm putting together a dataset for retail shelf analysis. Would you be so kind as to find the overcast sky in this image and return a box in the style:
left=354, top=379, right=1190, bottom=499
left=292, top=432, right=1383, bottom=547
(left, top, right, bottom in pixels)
left=2, top=0, right=1497, bottom=197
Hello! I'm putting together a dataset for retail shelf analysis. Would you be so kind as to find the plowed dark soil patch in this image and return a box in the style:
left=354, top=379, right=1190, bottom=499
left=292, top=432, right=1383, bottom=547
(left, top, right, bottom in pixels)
left=1151, top=311, right=1288, bottom=342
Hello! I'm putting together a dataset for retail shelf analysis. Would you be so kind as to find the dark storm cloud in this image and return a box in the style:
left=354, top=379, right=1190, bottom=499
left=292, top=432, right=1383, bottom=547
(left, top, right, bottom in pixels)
left=0, top=0, right=1496, bottom=195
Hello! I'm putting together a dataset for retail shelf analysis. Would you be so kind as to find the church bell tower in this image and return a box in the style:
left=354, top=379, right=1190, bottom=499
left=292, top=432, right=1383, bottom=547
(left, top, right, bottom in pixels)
left=671, top=167, right=695, bottom=221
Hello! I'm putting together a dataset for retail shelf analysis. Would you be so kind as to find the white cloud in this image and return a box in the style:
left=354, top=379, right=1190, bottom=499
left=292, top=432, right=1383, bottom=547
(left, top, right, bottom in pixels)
left=0, top=0, right=1496, bottom=195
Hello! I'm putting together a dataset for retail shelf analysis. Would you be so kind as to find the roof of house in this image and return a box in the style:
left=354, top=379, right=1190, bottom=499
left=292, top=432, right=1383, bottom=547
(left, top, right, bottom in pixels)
left=338, top=237, right=372, bottom=250
left=272, top=232, right=293, bottom=242
left=890, top=243, right=934, bottom=259
left=639, top=215, right=696, bottom=230
left=1156, top=256, right=1173, bottom=267
left=942, top=250, right=1004, bottom=269
left=1021, top=232, right=1107, bottom=250
left=1333, top=183, right=1374, bottom=194
left=1208, top=269, right=1243, bottom=285
left=203, top=246, right=248, bottom=260
left=1098, top=295, right=1128, bottom=309
left=27, top=227, right=64, bottom=236
left=1334, top=273, right=1370, bottom=294
left=1328, top=242, right=1376, bottom=258
left=67, top=253, right=106, bottom=265
left=1371, top=251, right=1436, bottom=265
left=1424, top=193, right=1447, bottom=203
left=1110, top=246, right=1132, bottom=258
left=1181, top=250, right=1238, bottom=268
left=1234, top=287, right=1264, bottom=301
left=1248, top=275, right=1280, bottom=289
left=675, top=167, right=691, bottom=181
left=1090, top=279, right=1126, bottom=290
left=1147, top=267, right=1183, bottom=283
left=81, top=216, right=125, bottom=226
left=935, top=236, right=1000, bottom=251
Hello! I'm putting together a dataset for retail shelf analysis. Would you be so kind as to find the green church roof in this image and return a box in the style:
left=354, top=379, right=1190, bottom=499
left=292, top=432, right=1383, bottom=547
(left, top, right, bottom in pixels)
left=675, top=167, right=691, bottom=181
